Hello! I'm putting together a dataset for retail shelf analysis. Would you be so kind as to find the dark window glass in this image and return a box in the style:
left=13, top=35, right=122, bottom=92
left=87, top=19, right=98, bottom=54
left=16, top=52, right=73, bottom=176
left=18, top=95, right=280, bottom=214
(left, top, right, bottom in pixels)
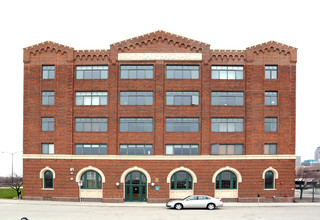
left=171, top=171, right=192, bottom=190
left=125, top=172, right=147, bottom=185
left=265, top=171, right=274, bottom=189
left=76, top=66, right=108, bottom=79
left=81, top=171, right=102, bottom=189
left=44, top=170, right=53, bottom=188
left=216, top=171, right=237, bottom=189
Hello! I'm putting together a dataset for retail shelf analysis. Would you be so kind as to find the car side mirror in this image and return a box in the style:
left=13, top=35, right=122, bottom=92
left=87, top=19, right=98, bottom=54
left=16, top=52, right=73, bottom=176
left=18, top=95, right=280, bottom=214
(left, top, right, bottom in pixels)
left=185, top=198, right=190, bottom=201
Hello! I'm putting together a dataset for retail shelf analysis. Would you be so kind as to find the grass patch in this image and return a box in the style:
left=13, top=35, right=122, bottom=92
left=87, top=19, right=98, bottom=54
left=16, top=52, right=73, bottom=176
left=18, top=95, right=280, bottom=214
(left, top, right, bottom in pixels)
left=0, top=188, right=23, bottom=199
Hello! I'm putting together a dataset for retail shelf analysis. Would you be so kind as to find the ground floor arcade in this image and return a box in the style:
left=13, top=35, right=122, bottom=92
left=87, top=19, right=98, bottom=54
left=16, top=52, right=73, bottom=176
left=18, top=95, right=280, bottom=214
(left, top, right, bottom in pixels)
left=22, top=156, right=295, bottom=202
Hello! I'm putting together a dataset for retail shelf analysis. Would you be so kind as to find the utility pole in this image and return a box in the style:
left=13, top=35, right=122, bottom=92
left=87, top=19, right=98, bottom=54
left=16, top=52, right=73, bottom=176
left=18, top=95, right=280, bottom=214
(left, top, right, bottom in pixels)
left=1, top=151, right=21, bottom=183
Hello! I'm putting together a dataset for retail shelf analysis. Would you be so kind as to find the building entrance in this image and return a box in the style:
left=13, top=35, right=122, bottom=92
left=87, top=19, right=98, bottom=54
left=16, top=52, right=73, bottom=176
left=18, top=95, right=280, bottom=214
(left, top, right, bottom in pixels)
left=125, top=171, right=147, bottom=202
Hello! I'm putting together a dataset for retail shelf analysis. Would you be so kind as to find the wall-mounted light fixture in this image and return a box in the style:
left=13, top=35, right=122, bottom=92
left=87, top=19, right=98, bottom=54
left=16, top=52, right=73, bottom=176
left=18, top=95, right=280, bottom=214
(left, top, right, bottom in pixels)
left=151, top=182, right=155, bottom=188
left=116, top=182, right=120, bottom=189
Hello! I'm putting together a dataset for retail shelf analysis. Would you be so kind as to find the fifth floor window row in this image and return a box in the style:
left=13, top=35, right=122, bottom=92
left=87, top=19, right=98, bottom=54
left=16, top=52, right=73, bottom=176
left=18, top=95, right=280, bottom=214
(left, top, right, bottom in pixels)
left=41, top=65, right=278, bottom=80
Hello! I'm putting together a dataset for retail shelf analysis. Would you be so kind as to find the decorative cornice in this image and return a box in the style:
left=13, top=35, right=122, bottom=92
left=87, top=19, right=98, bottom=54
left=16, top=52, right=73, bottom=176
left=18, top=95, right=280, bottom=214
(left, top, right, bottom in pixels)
left=111, top=30, right=210, bottom=53
left=210, top=49, right=246, bottom=62
left=23, top=41, right=74, bottom=63
left=75, top=49, right=110, bottom=62
left=246, top=41, right=297, bottom=63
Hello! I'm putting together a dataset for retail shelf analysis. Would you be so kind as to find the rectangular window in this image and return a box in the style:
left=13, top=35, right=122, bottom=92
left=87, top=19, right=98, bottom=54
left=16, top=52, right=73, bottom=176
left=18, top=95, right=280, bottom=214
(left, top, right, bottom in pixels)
left=166, top=65, right=199, bottom=79
left=265, top=66, right=278, bottom=79
left=212, top=66, right=244, bottom=79
left=42, top=65, right=55, bottom=79
left=211, top=144, right=243, bottom=155
left=75, top=144, right=107, bottom=155
left=119, top=144, right=153, bottom=155
left=166, top=91, right=199, bottom=105
left=166, top=118, right=199, bottom=132
left=41, top=143, right=54, bottom=154
left=211, top=92, right=244, bottom=106
left=265, top=92, right=278, bottom=105
left=265, top=118, right=277, bottom=132
left=211, top=118, right=244, bottom=132
left=75, top=118, right=107, bottom=132
left=264, top=144, right=277, bottom=155
left=41, top=117, right=54, bottom=131
left=165, top=144, right=199, bottom=155
left=42, top=91, right=54, bottom=105
left=120, top=91, right=153, bottom=105
left=76, top=66, right=108, bottom=79
left=75, top=92, right=108, bottom=105
left=120, top=118, right=153, bottom=132
left=120, top=65, right=153, bottom=79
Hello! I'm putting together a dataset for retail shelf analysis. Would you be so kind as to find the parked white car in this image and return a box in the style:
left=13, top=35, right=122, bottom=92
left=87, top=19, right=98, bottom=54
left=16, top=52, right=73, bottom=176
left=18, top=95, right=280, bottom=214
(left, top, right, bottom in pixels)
left=166, top=195, right=223, bottom=210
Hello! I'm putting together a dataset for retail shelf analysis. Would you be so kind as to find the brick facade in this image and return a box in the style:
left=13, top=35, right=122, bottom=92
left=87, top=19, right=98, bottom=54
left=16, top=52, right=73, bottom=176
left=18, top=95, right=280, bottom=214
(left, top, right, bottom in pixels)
left=23, top=30, right=297, bottom=202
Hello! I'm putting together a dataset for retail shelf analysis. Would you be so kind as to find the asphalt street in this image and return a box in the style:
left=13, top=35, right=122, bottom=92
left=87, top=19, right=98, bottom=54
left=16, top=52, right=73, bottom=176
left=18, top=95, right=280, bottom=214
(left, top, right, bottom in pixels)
left=1, top=200, right=320, bottom=220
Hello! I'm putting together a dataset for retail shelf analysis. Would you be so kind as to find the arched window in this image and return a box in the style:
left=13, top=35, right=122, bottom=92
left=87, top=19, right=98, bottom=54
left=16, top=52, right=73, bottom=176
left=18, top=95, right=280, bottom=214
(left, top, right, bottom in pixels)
left=44, top=170, right=53, bottom=189
left=171, top=171, right=192, bottom=190
left=264, top=171, right=274, bottom=189
left=81, top=171, right=102, bottom=189
left=125, top=171, right=147, bottom=185
left=216, top=171, right=237, bottom=189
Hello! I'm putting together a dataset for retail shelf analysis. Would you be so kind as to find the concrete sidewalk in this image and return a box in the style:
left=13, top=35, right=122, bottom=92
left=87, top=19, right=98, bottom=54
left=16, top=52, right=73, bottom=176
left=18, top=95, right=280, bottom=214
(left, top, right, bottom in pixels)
left=1, top=199, right=320, bottom=207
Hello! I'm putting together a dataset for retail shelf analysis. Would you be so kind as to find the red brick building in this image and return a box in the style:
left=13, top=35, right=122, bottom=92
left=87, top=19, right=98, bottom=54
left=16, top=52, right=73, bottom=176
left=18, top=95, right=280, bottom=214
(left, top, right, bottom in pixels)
left=23, top=31, right=297, bottom=202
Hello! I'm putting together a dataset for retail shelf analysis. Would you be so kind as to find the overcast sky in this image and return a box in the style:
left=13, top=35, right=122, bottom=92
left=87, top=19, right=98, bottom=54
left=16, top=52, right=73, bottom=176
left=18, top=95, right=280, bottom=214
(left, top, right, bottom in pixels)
left=0, top=0, right=319, bottom=176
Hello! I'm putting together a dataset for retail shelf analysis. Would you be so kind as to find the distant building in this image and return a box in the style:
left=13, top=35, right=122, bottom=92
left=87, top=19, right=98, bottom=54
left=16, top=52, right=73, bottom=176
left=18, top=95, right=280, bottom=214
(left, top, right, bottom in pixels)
left=301, top=159, right=320, bottom=167
left=296, top=156, right=301, bottom=167
left=315, top=146, right=320, bottom=161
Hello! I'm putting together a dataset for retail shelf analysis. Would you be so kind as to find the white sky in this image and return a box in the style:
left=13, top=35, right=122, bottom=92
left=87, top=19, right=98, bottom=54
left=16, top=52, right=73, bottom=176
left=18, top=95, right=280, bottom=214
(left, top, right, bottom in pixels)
left=0, top=0, right=319, bottom=176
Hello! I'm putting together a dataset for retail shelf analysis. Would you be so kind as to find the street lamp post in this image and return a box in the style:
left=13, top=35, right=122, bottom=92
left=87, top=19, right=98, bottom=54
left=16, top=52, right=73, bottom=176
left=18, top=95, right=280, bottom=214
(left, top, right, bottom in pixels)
left=1, top=151, right=21, bottom=184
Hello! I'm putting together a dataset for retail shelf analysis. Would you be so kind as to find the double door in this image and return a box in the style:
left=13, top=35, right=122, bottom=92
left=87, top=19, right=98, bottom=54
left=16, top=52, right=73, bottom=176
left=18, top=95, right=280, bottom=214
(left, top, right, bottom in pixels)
left=125, top=184, right=147, bottom=202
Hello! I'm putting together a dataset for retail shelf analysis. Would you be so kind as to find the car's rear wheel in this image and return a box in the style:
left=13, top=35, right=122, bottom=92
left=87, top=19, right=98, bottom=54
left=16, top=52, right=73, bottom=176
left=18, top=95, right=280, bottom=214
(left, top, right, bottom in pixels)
left=207, top=203, right=216, bottom=210
left=174, top=203, right=183, bottom=210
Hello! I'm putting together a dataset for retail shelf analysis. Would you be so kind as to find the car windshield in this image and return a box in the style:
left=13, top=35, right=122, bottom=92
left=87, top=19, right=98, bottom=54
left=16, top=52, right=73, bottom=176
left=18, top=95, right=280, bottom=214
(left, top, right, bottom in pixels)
left=182, top=196, right=191, bottom=200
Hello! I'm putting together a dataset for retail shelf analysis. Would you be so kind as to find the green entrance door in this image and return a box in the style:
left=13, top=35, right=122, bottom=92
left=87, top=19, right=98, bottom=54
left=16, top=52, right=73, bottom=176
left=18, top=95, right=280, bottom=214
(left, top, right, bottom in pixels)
left=125, top=171, right=147, bottom=202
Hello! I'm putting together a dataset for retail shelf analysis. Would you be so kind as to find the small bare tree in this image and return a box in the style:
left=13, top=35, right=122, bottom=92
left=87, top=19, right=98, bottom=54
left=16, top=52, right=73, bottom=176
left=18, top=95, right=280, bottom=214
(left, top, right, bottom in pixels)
left=3, top=174, right=23, bottom=199
left=295, top=167, right=320, bottom=199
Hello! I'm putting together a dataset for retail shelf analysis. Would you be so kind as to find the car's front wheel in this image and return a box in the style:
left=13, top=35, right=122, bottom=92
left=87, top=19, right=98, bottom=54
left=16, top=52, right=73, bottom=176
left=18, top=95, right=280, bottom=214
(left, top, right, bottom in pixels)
left=174, top=203, right=183, bottom=210
left=207, top=203, right=216, bottom=210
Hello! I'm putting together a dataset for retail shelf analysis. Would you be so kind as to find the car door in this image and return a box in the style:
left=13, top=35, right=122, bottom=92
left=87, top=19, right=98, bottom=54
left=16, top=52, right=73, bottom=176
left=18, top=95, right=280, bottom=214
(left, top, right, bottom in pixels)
left=197, top=196, right=209, bottom=208
left=183, top=195, right=198, bottom=208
